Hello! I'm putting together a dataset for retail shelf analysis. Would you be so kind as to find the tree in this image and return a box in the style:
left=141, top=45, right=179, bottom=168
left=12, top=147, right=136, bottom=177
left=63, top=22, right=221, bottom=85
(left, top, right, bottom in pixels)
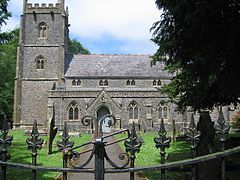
left=68, top=38, right=90, bottom=55
left=0, top=0, right=10, bottom=26
left=0, top=28, right=18, bottom=44
left=0, top=28, right=18, bottom=119
left=151, top=1, right=240, bottom=179
left=151, top=0, right=240, bottom=111
left=0, top=0, right=11, bottom=42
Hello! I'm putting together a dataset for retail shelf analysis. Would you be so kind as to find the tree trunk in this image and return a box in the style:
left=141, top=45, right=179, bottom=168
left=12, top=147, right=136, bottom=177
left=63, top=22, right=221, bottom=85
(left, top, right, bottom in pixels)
left=197, top=111, right=219, bottom=180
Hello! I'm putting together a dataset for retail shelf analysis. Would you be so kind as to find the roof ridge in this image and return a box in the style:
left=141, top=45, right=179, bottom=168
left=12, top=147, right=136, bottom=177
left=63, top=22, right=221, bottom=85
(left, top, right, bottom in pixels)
left=74, top=54, right=150, bottom=56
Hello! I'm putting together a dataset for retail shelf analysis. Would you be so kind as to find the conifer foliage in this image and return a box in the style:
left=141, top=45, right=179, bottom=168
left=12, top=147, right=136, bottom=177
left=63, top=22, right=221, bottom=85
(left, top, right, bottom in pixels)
left=151, top=0, right=240, bottom=111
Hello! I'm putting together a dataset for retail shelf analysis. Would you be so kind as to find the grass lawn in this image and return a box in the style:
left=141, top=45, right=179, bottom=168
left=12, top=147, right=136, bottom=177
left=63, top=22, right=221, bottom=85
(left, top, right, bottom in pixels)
left=115, top=131, right=240, bottom=180
left=3, top=130, right=240, bottom=180
left=114, top=132, right=191, bottom=180
left=5, top=130, right=92, bottom=180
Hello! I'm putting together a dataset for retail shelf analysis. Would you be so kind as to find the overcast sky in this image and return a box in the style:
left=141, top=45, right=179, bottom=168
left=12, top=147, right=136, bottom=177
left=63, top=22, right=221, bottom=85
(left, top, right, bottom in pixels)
left=2, top=0, right=161, bottom=54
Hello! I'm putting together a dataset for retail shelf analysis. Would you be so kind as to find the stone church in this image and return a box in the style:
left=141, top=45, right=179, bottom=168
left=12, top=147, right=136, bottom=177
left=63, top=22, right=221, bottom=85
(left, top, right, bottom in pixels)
left=14, top=0, right=237, bottom=133
left=13, top=0, right=183, bottom=132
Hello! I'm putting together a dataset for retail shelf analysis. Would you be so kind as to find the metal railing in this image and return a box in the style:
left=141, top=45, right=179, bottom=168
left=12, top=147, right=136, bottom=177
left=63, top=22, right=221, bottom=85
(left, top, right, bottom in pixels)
left=0, top=110, right=240, bottom=180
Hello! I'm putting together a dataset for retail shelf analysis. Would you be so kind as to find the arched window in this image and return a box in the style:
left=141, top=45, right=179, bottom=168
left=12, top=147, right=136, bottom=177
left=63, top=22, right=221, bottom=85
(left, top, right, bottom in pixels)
left=72, top=79, right=81, bottom=86
left=77, top=79, right=81, bottom=86
left=99, top=79, right=108, bottom=87
left=153, top=80, right=157, bottom=86
left=74, top=107, right=79, bottom=119
left=38, top=22, right=48, bottom=39
left=158, top=101, right=168, bottom=120
left=131, top=80, right=135, bottom=86
left=127, top=79, right=135, bottom=86
left=68, top=101, right=79, bottom=120
left=72, top=79, right=76, bottom=86
left=163, top=107, right=168, bottom=119
left=36, top=55, right=45, bottom=70
left=129, top=101, right=138, bottom=123
left=158, top=107, right=163, bottom=119
left=69, top=107, right=74, bottom=120
left=99, top=79, right=104, bottom=86
left=158, top=80, right=162, bottom=86
left=104, top=79, right=108, bottom=86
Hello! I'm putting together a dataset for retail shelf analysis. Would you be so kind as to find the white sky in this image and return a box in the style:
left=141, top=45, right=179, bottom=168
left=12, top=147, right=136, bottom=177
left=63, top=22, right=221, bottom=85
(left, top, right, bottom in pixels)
left=2, top=0, right=161, bottom=54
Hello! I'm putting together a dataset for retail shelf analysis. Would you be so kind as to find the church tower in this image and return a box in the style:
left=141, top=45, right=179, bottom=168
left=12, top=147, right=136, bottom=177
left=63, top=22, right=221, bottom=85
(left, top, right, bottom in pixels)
left=13, top=0, right=70, bottom=128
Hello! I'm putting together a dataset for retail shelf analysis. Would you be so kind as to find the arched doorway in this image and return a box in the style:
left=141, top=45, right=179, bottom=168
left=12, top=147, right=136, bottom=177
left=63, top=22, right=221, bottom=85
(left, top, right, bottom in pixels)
left=97, top=106, right=111, bottom=133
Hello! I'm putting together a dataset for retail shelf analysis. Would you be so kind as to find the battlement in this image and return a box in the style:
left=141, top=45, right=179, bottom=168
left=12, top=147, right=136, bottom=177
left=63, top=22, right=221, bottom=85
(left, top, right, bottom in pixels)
left=24, top=0, right=65, bottom=14
left=26, top=3, right=60, bottom=9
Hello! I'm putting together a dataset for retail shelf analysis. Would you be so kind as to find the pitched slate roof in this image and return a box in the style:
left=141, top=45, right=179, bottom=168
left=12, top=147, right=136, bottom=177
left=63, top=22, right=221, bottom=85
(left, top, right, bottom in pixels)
left=65, top=54, right=172, bottom=79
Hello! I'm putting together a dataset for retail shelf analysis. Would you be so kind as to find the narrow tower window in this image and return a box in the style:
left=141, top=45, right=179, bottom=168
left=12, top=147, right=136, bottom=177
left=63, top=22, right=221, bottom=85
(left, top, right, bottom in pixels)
left=36, top=55, right=45, bottom=70
left=38, top=22, right=48, bottom=39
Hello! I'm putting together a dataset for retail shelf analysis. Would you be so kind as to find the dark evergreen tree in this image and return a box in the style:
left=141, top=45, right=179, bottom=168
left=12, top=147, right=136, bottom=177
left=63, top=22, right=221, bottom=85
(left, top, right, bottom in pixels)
left=151, top=0, right=240, bottom=111
left=151, top=2, right=240, bottom=179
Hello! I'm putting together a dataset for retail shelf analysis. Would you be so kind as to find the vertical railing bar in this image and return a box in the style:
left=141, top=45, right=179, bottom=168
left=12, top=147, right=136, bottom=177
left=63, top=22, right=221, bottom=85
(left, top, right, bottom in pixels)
left=130, top=156, right=135, bottom=180
left=124, top=122, right=142, bottom=180
left=32, top=153, right=37, bottom=180
left=1, top=144, right=7, bottom=180
left=191, top=146, right=197, bottom=180
left=185, top=114, right=200, bottom=180
left=1, top=115, right=7, bottom=180
left=57, top=122, right=74, bottom=180
left=220, top=143, right=225, bottom=180
left=154, top=118, right=171, bottom=180
left=214, top=108, right=230, bottom=180
left=26, top=120, right=43, bottom=180
left=160, top=151, right=165, bottom=180
left=0, top=115, right=13, bottom=180
left=94, top=139, right=105, bottom=180
left=63, top=152, right=68, bottom=180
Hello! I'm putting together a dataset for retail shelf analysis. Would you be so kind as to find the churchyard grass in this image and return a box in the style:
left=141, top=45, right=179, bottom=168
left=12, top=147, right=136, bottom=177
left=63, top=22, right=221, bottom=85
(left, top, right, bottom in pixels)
left=6, top=130, right=92, bottom=180
left=115, top=131, right=240, bottom=180
left=114, top=132, right=190, bottom=180
left=5, top=130, right=240, bottom=179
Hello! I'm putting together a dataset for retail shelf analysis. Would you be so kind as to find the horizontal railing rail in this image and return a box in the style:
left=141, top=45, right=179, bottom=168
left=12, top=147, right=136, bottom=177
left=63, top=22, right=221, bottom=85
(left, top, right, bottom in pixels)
left=1, top=145, right=240, bottom=173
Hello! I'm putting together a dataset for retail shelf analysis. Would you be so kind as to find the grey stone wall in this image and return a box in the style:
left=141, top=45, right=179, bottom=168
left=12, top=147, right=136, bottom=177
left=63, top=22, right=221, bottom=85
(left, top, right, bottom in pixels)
left=13, top=0, right=68, bottom=128
left=48, top=87, right=179, bottom=132
left=21, top=81, right=55, bottom=128
left=22, top=47, right=61, bottom=79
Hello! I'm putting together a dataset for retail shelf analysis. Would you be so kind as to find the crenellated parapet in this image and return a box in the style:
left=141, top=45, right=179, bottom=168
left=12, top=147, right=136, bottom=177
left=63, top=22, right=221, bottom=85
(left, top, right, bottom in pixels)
left=24, top=0, right=65, bottom=14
